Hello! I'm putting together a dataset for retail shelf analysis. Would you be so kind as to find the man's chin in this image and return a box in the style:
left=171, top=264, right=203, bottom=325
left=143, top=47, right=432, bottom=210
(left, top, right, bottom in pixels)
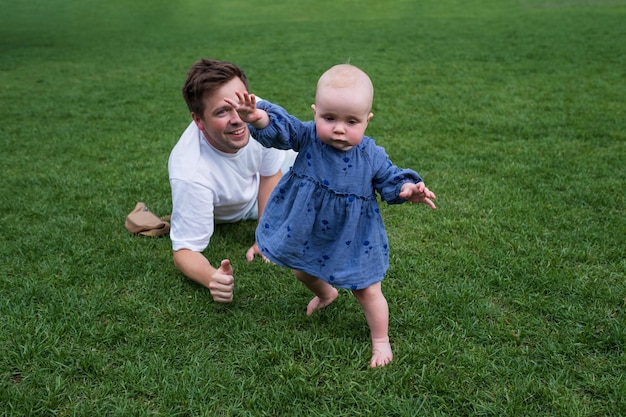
left=228, top=136, right=249, bottom=151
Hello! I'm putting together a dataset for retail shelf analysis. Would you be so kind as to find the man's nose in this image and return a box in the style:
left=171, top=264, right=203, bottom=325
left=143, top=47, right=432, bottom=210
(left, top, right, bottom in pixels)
left=229, top=109, right=243, bottom=123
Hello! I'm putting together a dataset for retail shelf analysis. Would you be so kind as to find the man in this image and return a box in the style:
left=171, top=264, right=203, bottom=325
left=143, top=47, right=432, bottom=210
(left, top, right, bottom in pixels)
left=168, top=58, right=294, bottom=302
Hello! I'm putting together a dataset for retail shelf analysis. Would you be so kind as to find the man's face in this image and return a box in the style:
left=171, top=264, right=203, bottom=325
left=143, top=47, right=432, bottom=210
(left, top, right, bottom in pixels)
left=192, top=77, right=249, bottom=154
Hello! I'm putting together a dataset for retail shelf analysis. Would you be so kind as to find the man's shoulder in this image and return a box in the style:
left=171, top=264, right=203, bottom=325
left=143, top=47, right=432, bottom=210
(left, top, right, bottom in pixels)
left=168, top=122, right=204, bottom=179
left=171, top=121, right=200, bottom=151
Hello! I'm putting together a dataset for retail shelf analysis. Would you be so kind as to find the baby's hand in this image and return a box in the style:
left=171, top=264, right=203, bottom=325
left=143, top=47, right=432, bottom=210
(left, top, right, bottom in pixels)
left=224, top=91, right=265, bottom=124
left=399, top=182, right=437, bottom=209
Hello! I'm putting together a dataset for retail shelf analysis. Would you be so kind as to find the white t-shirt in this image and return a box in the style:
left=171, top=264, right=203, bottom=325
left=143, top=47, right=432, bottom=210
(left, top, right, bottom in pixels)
left=168, top=121, right=287, bottom=252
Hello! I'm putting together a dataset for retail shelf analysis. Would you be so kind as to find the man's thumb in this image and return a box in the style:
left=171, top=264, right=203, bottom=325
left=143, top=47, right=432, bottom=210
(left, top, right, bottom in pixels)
left=220, top=259, right=233, bottom=275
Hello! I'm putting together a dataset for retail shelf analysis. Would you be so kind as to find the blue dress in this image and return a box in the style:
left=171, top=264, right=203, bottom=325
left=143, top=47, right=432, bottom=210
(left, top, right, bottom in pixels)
left=251, top=101, right=424, bottom=290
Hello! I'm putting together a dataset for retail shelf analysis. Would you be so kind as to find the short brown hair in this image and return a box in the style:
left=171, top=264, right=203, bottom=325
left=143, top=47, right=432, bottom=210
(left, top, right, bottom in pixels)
left=181, top=58, right=249, bottom=116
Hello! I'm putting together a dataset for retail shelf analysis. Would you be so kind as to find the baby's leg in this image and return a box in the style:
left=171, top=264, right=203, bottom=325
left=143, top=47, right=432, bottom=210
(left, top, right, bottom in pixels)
left=352, top=282, right=393, bottom=368
left=293, top=270, right=338, bottom=315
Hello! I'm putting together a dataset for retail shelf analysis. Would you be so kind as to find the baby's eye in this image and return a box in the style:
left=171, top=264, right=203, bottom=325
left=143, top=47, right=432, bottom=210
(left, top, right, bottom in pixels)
left=347, top=119, right=359, bottom=125
left=324, top=116, right=335, bottom=122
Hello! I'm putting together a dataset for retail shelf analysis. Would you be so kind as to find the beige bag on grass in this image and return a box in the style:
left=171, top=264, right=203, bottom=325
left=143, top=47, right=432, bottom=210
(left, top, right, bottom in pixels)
left=125, top=202, right=170, bottom=237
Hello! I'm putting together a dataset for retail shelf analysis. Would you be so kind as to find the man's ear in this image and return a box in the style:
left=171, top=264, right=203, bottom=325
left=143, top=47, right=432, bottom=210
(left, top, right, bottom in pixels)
left=191, top=112, right=204, bottom=130
left=367, top=112, right=374, bottom=122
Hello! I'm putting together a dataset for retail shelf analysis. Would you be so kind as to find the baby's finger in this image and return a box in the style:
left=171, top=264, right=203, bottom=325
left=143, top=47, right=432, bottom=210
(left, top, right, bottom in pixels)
left=223, top=97, right=236, bottom=108
left=234, top=90, right=246, bottom=102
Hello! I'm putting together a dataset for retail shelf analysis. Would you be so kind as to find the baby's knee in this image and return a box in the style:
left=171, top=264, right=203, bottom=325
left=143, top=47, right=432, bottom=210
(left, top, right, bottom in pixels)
left=293, top=269, right=317, bottom=283
left=352, top=282, right=383, bottom=301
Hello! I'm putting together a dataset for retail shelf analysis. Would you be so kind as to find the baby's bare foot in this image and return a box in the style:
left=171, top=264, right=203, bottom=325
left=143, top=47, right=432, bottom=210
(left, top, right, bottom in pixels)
left=306, top=288, right=339, bottom=315
left=370, top=339, right=393, bottom=368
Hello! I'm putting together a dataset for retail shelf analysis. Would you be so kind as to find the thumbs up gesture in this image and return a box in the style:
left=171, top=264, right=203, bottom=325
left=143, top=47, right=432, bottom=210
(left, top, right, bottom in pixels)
left=209, top=259, right=235, bottom=303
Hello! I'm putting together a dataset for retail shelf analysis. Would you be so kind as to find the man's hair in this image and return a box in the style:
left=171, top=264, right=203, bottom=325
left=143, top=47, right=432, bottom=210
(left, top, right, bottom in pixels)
left=181, top=58, right=249, bottom=116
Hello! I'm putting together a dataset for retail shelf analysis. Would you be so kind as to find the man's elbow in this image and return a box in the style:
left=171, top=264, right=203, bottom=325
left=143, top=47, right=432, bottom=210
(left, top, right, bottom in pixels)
left=172, top=249, right=188, bottom=271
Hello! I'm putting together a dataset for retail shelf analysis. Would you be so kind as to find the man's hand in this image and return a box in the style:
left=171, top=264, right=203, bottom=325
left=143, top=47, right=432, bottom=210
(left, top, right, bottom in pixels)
left=209, top=259, right=235, bottom=303
left=399, top=182, right=437, bottom=209
left=224, top=91, right=266, bottom=125
left=245, top=242, right=270, bottom=263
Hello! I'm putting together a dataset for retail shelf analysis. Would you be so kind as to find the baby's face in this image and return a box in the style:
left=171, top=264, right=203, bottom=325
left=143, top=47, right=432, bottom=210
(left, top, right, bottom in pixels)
left=312, top=85, right=373, bottom=151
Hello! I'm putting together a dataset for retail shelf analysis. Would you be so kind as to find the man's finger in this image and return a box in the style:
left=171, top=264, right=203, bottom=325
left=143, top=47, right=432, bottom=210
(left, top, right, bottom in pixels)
left=220, top=259, right=233, bottom=275
left=214, top=293, right=233, bottom=303
left=245, top=246, right=255, bottom=262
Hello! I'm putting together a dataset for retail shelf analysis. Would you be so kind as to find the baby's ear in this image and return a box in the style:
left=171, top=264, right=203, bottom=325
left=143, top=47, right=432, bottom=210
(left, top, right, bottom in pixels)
left=311, top=104, right=316, bottom=115
left=367, top=112, right=374, bottom=122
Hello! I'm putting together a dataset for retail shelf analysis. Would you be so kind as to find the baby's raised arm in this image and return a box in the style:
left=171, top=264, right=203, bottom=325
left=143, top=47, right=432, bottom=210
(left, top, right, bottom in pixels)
left=399, top=182, right=437, bottom=209
left=224, top=91, right=269, bottom=129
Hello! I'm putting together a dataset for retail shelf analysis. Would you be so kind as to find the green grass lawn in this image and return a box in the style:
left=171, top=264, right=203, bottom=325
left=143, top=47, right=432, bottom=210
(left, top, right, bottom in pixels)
left=1, top=0, right=625, bottom=415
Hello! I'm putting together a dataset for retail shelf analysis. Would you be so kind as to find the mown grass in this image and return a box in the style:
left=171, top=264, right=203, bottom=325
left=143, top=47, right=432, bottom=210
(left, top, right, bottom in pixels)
left=1, top=0, right=625, bottom=415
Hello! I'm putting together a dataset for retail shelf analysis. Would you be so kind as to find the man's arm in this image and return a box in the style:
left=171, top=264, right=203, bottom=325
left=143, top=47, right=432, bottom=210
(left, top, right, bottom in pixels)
left=245, top=169, right=282, bottom=261
left=258, top=170, right=281, bottom=220
left=173, top=249, right=234, bottom=302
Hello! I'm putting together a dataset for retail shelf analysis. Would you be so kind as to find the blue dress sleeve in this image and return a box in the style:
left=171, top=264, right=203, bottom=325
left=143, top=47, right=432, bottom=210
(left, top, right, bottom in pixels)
left=369, top=141, right=424, bottom=205
left=249, top=101, right=313, bottom=152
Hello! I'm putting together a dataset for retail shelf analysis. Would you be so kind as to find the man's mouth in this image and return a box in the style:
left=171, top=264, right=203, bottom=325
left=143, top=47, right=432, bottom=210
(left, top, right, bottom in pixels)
left=230, top=127, right=246, bottom=136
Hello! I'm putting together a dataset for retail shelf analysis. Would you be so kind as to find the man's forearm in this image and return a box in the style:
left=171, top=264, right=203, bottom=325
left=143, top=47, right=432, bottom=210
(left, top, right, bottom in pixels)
left=172, top=249, right=216, bottom=289
left=258, top=171, right=282, bottom=221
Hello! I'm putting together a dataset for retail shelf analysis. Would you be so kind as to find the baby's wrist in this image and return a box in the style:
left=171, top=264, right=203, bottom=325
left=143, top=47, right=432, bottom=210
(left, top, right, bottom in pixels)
left=250, top=111, right=269, bottom=128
